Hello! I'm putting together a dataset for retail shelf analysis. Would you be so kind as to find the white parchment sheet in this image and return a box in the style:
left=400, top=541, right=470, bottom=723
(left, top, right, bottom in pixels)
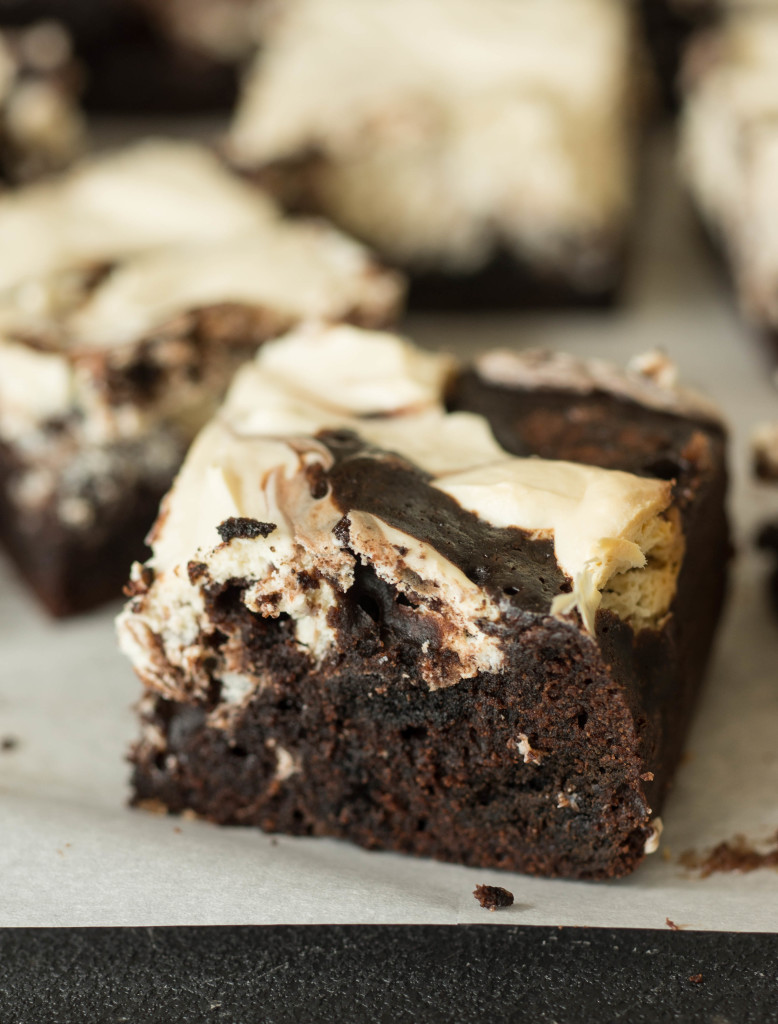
left=2, top=136, right=778, bottom=930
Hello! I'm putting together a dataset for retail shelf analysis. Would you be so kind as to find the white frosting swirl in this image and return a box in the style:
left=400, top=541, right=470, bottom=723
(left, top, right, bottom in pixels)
left=120, top=324, right=686, bottom=703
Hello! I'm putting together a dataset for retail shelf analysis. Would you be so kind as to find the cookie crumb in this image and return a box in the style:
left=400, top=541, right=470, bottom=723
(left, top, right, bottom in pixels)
left=217, top=517, right=276, bottom=542
left=665, top=918, right=680, bottom=931
left=688, top=973, right=703, bottom=985
left=473, top=884, right=514, bottom=911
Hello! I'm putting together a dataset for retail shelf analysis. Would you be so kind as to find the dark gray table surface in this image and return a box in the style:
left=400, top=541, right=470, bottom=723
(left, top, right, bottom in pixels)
left=2, top=926, right=777, bottom=1023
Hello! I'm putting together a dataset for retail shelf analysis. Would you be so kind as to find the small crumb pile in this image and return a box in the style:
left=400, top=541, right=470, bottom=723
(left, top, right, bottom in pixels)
left=473, top=884, right=514, bottom=912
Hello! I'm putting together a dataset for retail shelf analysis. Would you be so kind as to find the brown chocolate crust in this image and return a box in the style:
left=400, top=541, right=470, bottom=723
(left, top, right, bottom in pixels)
left=406, top=245, right=624, bottom=312
left=637, top=0, right=704, bottom=113
left=448, top=369, right=717, bottom=485
left=0, top=439, right=169, bottom=616
left=451, top=372, right=730, bottom=809
left=128, top=376, right=729, bottom=879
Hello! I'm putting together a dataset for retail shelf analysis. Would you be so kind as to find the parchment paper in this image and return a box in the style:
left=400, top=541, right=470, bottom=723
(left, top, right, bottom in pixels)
left=2, top=135, right=778, bottom=930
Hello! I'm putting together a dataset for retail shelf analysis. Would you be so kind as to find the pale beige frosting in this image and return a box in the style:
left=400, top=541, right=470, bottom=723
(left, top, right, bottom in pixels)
left=118, top=324, right=683, bottom=702
left=435, top=460, right=677, bottom=634
left=475, top=348, right=724, bottom=424
left=229, top=0, right=635, bottom=275
left=753, top=421, right=778, bottom=478
left=681, top=14, right=778, bottom=326
left=0, top=140, right=402, bottom=443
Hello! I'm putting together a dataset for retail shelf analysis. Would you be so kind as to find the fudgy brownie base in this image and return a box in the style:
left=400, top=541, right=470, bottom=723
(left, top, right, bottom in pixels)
left=638, top=1, right=696, bottom=112
left=0, top=0, right=239, bottom=113
left=133, top=595, right=660, bottom=880
left=407, top=246, right=623, bottom=312
left=0, top=441, right=172, bottom=616
left=756, top=523, right=778, bottom=617
left=129, top=368, right=729, bottom=880
left=82, top=30, right=239, bottom=114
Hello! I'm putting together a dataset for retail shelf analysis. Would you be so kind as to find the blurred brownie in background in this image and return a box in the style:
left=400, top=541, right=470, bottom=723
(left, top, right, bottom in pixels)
left=753, top=422, right=778, bottom=613
left=680, top=11, right=778, bottom=342
left=643, top=0, right=775, bottom=103
left=0, top=21, right=84, bottom=183
left=637, top=1, right=704, bottom=110
left=135, top=0, right=264, bottom=67
left=84, top=0, right=246, bottom=114
left=0, top=0, right=248, bottom=113
left=228, top=0, right=642, bottom=310
left=0, top=139, right=403, bottom=615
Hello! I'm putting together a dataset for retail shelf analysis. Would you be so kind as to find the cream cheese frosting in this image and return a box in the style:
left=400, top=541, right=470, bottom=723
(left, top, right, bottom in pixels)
left=119, top=325, right=684, bottom=701
left=228, top=0, right=635, bottom=276
left=753, top=421, right=778, bottom=478
left=680, top=13, right=778, bottom=327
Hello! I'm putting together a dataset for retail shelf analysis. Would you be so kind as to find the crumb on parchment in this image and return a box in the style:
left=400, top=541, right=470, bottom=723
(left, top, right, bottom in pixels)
left=473, top=884, right=514, bottom=912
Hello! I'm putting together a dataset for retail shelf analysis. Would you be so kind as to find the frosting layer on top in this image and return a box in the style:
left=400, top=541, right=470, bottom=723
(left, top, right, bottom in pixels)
left=681, top=13, right=778, bottom=327
left=0, top=140, right=403, bottom=442
left=229, top=0, right=635, bottom=276
left=119, top=325, right=684, bottom=699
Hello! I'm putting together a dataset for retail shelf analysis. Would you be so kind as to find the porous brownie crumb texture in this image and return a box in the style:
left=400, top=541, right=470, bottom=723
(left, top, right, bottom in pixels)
left=473, top=885, right=514, bottom=911
left=132, top=581, right=654, bottom=879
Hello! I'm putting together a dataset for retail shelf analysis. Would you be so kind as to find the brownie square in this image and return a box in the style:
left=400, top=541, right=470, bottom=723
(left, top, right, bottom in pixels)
left=0, top=21, right=84, bottom=184
left=227, top=0, right=641, bottom=310
left=0, top=141, right=403, bottom=615
left=680, top=11, right=778, bottom=337
left=118, top=329, right=729, bottom=880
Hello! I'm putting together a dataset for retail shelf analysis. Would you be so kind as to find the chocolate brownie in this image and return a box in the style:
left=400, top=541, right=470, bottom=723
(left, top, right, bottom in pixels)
left=80, top=0, right=243, bottom=114
left=752, top=423, right=778, bottom=613
left=0, top=141, right=403, bottom=615
left=0, top=21, right=84, bottom=184
left=228, top=0, right=641, bottom=310
left=680, top=12, right=778, bottom=339
left=118, top=328, right=729, bottom=880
